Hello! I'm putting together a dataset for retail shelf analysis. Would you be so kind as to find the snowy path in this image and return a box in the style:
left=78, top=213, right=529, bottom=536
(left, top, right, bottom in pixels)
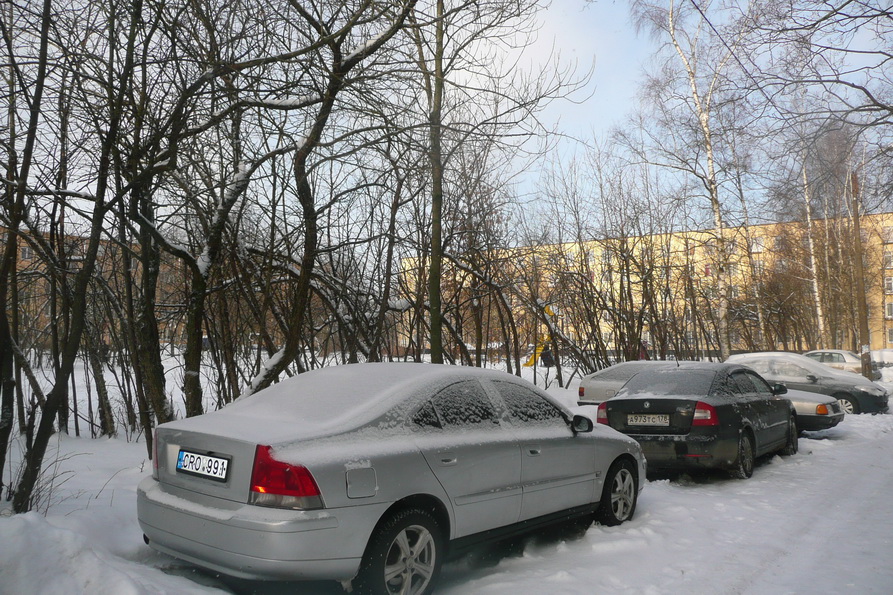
left=2, top=415, right=892, bottom=594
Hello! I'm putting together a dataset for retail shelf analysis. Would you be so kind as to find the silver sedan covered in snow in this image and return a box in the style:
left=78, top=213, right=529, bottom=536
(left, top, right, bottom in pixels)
left=137, top=363, right=645, bottom=595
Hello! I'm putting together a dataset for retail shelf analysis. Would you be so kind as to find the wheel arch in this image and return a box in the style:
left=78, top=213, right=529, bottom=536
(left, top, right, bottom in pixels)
left=832, top=391, right=860, bottom=414
left=370, top=494, right=452, bottom=547
left=608, top=452, right=641, bottom=485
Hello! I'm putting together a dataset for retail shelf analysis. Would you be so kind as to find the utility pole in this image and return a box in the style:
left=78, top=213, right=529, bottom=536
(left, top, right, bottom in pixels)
left=851, top=171, right=873, bottom=379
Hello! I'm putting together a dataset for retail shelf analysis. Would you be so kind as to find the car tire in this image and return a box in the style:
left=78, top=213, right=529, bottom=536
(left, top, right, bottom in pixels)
left=595, top=458, right=638, bottom=526
left=731, top=431, right=754, bottom=479
left=353, top=507, right=443, bottom=595
left=836, top=394, right=860, bottom=415
left=780, top=415, right=798, bottom=456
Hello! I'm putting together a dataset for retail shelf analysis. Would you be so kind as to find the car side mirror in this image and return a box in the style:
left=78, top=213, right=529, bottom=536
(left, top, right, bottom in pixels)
left=572, top=414, right=594, bottom=434
left=771, top=383, right=787, bottom=395
left=806, top=374, right=818, bottom=383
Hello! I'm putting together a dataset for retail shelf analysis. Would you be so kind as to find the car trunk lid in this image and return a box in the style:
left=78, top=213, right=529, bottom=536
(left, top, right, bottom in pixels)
left=603, top=397, right=698, bottom=435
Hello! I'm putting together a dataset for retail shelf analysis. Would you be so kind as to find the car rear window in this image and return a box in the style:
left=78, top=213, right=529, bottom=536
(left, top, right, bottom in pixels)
left=619, top=368, right=715, bottom=398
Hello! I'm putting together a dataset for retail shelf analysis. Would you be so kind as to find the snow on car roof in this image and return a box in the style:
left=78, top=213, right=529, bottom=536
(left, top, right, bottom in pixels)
left=160, top=363, right=526, bottom=442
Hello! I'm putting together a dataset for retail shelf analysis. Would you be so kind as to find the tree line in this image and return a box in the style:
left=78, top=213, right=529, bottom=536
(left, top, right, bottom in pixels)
left=2, top=0, right=891, bottom=512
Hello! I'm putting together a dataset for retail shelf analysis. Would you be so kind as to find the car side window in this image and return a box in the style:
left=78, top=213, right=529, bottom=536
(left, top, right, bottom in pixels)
left=730, top=372, right=756, bottom=395
left=829, top=353, right=844, bottom=363
left=745, top=371, right=774, bottom=395
left=744, top=359, right=773, bottom=376
left=776, top=361, right=810, bottom=379
left=491, top=381, right=566, bottom=426
left=412, top=381, right=499, bottom=430
left=711, top=374, right=741, bottom=399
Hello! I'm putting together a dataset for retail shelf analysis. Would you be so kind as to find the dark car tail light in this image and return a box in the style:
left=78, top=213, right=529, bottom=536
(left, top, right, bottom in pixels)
left=249, top=445, right=323, bottom=510
left=579, top=386, right=585, bottom=398
left=692, top=401, right=719, bottom=426
left=596, top=402, right=609, bottom=425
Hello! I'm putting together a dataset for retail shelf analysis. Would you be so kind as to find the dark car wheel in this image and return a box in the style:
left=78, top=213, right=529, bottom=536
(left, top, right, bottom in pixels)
left=731, top=431, right=754, bottom=479
left=780, top=415, right=798, bottom=456
left=354, top=507, right=443, bottom=595
left=595, top=458, right=638, bottom=526
left=836, top=394, right=860, bottom=415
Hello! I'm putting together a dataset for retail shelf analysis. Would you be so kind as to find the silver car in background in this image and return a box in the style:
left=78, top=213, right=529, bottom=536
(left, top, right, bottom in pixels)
left=803, top=349, right=882, bottom=381
left=578, top=360, right=677, bottom=406
left=783, top=388, right=845, bottom=431
left=138, top=364, right=645, bottom=595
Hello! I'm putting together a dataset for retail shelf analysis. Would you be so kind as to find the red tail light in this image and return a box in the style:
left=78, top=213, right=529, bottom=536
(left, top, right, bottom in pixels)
left=692, top=401, right=719, bottom=426
left=578, top=386, right=585, bottom=398
left=152, top=429, right=159, bottom=480
left=249, top=445, right=323, bottom=510
left=596, top=402, right=609, bottom=425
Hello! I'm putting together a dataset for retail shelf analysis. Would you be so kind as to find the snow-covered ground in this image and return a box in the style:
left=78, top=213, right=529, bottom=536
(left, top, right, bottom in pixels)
left=2, top=371, right=892, bottom=594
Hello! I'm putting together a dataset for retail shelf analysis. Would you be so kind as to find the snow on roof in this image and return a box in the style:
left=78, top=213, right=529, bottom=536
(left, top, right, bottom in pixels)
left=161, top=363, right=525, bottom=443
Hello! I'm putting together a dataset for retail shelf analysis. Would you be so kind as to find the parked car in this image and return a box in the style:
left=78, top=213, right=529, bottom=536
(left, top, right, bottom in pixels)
left=728, top=352, right=889, bottom=415
left=784, top=388, right=845, bottom=431
left=596, top=362, right=797, bottom=478
left=578, top=360, right=677, bottom=406
left=803, top=349, right=881, bottom=381
left=138, top=364, right=645, bottom=595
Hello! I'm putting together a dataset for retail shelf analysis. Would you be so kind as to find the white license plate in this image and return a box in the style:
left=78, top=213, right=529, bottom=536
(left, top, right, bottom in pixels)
left=627, top=413, right=670, bottom=426
left=176, top=450, right=229, bottom=481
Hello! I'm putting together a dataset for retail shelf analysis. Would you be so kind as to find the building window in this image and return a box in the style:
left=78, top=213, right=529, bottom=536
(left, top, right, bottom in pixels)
left=749, top=236, right=765, bottom=254
left=752, top=259, right=764, bottom=276
left=886, top=252, right=893, bottom=269
left=886, top=277, right=893, bottom=294
left=20, top=246, right=33, bottom=261
left=886, top=303, right=893, bottom=319
left=883, top=227, right=893, bottom=244
left=887, top=327, right=893, bottom=344
left=729, top=285, right=740, bottom=299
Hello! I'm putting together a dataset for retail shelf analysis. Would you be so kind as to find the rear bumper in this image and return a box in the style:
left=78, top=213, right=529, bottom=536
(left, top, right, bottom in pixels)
left=137, top=476, right=388, bottom=581
left=631, top=433, right=739, bottom=472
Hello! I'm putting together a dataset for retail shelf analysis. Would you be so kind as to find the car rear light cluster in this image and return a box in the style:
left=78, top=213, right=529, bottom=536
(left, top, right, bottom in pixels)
left=249, top=445, right=323, bottom=510
left=596, top=402, right=608, bottom=425
left=692, top=401, right=719, bottom=426
left=578, top=386, right=585, bottom=398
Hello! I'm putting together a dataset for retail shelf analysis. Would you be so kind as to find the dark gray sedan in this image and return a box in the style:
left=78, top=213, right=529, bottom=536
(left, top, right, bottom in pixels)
left=138, top=364, right=645, bottom=595
left=597, top=362, right=797, bottom=478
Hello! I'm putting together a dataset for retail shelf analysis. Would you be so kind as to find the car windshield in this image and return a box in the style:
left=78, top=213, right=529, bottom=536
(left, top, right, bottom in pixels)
left=618, top=368, right=715, bottom=398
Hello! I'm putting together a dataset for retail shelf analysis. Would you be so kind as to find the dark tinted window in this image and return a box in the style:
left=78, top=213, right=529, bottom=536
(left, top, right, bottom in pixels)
left=619, top=368, right=716, bottom=398
left=411, top=401, right=440, bottom=429
left=731, top=372, right=757, bottom=394
left=745, top=371, right=774, bottom=395
left=492, top=381, right=565, bottom=425
left=412, top=381, right=498, bottom=430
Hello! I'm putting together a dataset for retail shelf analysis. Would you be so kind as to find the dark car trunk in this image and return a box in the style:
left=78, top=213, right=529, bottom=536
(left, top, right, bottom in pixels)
left=604, top=398, right=698, bottom=435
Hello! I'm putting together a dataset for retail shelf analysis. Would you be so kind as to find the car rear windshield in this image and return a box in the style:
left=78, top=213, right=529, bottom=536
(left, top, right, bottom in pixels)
left=619, top=368, right=715, bottom=398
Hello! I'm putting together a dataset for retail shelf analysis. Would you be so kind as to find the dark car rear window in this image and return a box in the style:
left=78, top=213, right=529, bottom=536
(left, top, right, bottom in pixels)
left=618, top=368, right=715, bottom=398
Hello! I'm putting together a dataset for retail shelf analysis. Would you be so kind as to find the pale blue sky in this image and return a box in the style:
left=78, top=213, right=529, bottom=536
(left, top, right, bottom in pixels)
left=535, top=1, right=657, bottom=139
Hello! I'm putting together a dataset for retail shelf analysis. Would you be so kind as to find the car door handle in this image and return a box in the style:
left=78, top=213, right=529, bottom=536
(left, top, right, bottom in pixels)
left=439, top=456, right=457, bottom=466
left=526, top=448, right=541, bottom=456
